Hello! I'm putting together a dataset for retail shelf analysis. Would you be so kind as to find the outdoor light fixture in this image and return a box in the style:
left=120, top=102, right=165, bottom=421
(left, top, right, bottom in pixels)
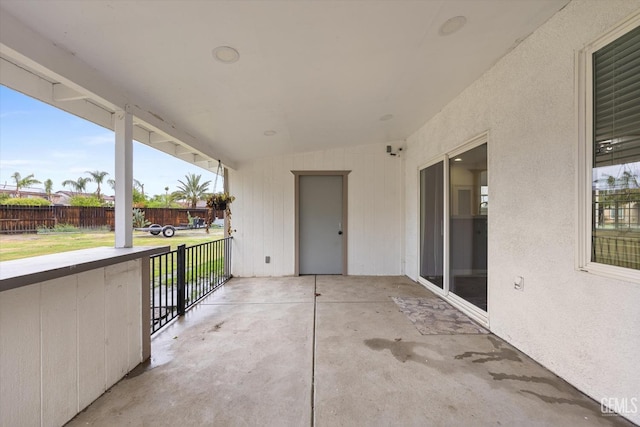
left=212, top=46, right=240, bottom=64
left=387, top=145, right=403, bottom=157
left=454, top=157, right=463, bottom=162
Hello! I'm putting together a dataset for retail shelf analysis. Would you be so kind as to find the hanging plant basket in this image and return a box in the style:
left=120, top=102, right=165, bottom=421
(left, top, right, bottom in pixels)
left=206, top=192, right=235, bottom=210
left=206, top=192, right=235, bottom=232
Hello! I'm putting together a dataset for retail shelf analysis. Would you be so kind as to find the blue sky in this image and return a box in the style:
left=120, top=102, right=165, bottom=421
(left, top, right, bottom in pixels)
left=0, top=85, right=223, bottom=197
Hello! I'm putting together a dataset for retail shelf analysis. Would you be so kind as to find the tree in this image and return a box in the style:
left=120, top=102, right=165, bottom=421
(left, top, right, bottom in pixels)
left=175, top=173, right=211, bottom=208
left=62, top=177, right=91, bottom=194
left=11, top=172, right=41, bottom=198
left=147, top=190, right=178, bottom=208
left=134, top=179, right=145, bottom=198
left=105, top=178, right=147, bottom=205
left=85, top=170, right=109, bottom=199
left=44, top=179, right=53, bottom=201
left=133, top=187, right=147, bottom=207
left=600, top=171, right=640, bottom=229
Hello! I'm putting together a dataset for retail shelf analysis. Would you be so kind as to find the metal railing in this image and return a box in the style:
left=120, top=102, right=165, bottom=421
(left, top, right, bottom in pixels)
left=592, top=231, right=640, bottom=270
left=150, top=237, right=232, bottom=334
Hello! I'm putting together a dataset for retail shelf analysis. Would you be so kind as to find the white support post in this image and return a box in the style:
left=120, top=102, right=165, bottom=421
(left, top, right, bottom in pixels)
left=223, top=167, right=230, bottom=239
left=114, top=106, right=133, bottom=248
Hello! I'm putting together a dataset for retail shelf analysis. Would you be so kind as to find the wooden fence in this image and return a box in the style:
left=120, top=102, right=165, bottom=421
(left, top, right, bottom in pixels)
left=0, top=206, right=218, bottom=233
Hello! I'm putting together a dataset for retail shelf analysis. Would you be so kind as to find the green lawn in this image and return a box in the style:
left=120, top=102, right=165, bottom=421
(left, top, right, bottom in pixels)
left=0, top=228, right=225, bottom=262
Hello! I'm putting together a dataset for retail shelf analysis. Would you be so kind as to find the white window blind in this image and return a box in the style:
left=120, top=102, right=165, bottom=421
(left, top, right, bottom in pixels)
left=591, top=24, right=640, bottom=271
left=593, top=25, right=640, bottom=167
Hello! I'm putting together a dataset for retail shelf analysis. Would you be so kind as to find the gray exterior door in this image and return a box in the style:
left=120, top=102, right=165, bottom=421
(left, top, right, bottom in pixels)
left=299, top=175, right=343, bottom=274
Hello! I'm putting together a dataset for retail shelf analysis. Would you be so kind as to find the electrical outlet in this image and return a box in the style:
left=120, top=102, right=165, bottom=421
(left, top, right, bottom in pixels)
left=514, top=276, right=524, bottom=291
left=265, top=256, right=270, bottom=264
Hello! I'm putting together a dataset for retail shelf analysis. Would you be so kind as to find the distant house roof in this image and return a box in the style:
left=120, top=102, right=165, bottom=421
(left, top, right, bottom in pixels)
left=50, top=191, right=115, bottom=206
left=0, top=185, right=46, bottom=198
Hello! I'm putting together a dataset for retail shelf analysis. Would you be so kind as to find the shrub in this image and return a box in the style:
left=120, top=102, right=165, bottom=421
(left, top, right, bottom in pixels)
left=69, top=195, right=103, bottom=207
left=1, top=197, right=51, bottom=206
left=146, top=199, right=181, bottom=208
left=132, top=208, right=151, bottom=228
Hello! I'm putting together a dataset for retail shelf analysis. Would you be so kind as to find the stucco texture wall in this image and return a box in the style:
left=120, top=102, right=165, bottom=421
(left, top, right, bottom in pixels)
left=229, top=142, right=404, bottom=277
left=404, top=0, right=640, bottom=422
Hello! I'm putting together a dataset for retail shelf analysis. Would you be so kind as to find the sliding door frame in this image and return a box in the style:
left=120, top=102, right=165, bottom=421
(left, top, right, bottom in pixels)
left=417, top=156, right=450, bottom=298
left=417, top=132, right=489, bottom=326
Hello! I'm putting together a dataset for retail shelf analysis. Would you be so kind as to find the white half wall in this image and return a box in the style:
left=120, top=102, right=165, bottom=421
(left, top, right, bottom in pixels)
left=0, top=260, right=143, bottom=427
left=404, top=0, right=640, bottom=423
left=229, top=142, right=404, bottom=277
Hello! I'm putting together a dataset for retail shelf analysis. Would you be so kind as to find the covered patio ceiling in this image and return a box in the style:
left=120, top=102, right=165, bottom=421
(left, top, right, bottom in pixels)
left=0, top=0, right=569, bottom=171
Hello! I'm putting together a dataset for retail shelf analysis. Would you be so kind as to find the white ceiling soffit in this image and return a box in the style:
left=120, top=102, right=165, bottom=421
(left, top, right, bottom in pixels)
left=0, top=0, right=570, bottom=168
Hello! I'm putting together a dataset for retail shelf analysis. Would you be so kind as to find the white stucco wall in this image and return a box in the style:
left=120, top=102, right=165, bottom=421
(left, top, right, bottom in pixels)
left=229, top=142, right=404, bottom=277
left=0, top=260, right=143, bottom=427
left=404, top=0, right=640, bottom=423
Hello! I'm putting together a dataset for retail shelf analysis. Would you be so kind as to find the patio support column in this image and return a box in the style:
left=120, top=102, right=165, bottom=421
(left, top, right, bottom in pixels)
left=114, top=106, right=133, bottom=248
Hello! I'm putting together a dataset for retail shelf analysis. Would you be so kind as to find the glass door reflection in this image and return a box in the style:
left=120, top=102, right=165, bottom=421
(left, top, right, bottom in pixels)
left=449, top=144, right=487, bottom=311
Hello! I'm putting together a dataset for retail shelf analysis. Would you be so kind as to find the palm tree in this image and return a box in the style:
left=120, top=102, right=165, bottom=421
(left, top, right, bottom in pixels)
left=62, top=177, right=91, bottom=194
left=175, top=173, right=211, bottom=208
left=85, top=170, right=109, bottom=199
left=134, top=179, right=145, bottom=198
left=44, top=179, right=53, bottom=201
left=11, top=172, right=41, bottom=198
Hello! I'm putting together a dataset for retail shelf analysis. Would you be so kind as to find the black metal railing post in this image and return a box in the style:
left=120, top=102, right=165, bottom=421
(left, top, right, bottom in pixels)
left=177, top=244, right=186, bottom=315
left=150, top=237, right=233, bottom=335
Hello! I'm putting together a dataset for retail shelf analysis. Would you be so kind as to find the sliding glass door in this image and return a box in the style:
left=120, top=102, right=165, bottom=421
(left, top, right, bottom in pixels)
left=449, top=144, right=487, bottom=311
left=419, top=141, right=488, bottom=313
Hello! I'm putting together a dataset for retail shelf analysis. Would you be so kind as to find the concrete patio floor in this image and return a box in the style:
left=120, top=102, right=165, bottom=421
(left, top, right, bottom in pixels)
left=68, top=276, right=633, bottom=426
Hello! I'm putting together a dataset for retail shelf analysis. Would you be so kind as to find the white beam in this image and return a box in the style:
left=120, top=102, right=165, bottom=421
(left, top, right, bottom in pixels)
left=0, top=8, right=237, bottom=169
left=52, top=83, right=88, bottom=102
left=149, top=132, right=172, bottom=144
left=194, top=154, right=208, bottom=165
left=175, top=145, right=192, bottom=155
left=149, top=141, right=178, bottom=154
left=176, top=152, right=196, bottom=163
left=114, top=107, right=133, bottom=248
left=0, top=58, right=113, bottom=130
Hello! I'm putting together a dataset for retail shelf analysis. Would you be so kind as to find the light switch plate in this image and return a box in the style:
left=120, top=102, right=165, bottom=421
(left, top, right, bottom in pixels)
left=514, top=276, right=524, bottom=291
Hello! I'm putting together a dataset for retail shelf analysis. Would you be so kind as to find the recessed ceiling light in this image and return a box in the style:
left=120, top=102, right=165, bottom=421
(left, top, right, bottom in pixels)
left=454, top=157, right=463, bottom=162
left=264, top=130, right=277, bottom=136
left=212, top=46, right=240, bottom=64
left=380, top=114, right=394, bottom=121
left=439, top=16, right=467, bottom=36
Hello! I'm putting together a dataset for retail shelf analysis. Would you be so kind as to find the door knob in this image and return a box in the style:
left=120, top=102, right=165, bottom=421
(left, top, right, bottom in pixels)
left=338, top=231, right=343, bottom=235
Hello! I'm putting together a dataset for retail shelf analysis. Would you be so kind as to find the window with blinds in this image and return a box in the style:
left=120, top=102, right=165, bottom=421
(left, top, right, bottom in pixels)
left=591, top=24, right=640, bottom=270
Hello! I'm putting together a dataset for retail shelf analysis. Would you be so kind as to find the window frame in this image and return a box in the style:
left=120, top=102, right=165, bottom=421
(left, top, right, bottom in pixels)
left=576, top=12, right=640, bottom=283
